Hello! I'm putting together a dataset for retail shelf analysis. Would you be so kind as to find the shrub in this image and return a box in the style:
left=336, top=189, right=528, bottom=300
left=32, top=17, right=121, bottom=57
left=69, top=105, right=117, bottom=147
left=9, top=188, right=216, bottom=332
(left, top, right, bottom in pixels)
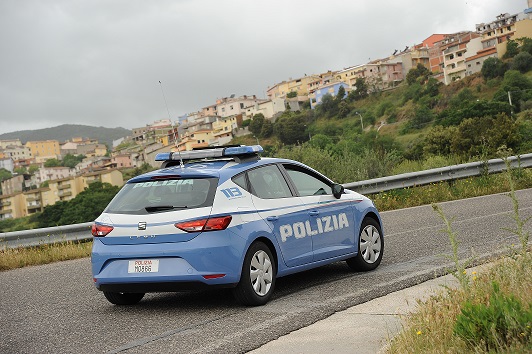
left=454, top=281, right=532, bottom=351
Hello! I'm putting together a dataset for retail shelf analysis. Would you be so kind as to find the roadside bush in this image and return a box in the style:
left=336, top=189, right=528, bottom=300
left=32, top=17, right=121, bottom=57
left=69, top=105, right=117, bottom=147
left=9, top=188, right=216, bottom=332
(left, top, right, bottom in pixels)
left=454, top=281, right=532, bottom=351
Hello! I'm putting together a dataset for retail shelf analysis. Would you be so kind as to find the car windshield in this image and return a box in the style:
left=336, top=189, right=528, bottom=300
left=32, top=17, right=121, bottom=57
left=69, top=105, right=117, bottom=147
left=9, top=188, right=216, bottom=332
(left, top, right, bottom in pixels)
left=105, top=177, right=217, bottom=214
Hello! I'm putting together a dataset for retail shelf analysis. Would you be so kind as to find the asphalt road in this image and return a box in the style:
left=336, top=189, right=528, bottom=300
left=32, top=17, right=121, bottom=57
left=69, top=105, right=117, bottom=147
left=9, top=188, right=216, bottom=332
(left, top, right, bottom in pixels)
left=1, top=189, right=531, bottom=354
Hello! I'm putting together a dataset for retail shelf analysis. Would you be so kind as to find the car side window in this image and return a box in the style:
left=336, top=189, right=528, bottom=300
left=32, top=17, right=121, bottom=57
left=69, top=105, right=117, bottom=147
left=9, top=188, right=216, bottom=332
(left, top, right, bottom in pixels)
left=247, top=165, right=292, bottom=199
left=232, top=173, right=248, bottom=191
left=284, top=164, right=333, bottom=197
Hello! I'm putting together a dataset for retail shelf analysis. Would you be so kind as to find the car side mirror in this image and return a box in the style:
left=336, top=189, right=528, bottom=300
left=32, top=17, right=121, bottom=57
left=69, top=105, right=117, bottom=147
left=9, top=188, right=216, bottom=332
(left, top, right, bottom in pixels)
left=332, top=184, right=344, bottom=199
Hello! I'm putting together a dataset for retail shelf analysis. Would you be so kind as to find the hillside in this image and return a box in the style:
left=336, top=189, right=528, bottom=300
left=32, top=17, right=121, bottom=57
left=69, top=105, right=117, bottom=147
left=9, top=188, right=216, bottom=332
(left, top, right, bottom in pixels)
left=0, top=124, right=131, bottom=148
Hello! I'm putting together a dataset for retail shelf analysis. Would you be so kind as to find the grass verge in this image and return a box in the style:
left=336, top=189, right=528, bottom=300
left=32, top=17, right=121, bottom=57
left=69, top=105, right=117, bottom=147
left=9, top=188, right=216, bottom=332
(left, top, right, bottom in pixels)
left=386, top=253, right=532, bottom=353
left=0, top=240, right=92, bottom=271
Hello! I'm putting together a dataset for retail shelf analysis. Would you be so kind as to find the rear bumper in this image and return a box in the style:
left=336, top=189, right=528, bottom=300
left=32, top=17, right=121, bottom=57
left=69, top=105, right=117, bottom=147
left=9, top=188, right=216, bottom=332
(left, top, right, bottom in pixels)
left=97, top=280, right=237, bottom=293
left=91, top=230, right=247, bottom=291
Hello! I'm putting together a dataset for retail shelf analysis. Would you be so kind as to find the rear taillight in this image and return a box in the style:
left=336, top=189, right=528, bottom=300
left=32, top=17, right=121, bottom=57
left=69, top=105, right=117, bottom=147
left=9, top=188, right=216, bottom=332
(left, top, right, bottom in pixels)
left=91, top=223, right=114, bottom=237
left=175, top=215, right=232, bottom=232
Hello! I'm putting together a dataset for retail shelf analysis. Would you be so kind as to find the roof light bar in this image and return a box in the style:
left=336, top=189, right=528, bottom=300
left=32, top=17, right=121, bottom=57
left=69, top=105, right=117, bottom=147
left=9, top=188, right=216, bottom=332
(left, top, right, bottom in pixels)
left=155, top=145, right=263, bottom=162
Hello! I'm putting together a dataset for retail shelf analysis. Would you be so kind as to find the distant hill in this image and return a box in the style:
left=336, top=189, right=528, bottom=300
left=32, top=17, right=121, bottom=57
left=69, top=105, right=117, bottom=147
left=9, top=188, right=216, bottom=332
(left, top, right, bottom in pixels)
left=0, top=124, right=131, bottom=148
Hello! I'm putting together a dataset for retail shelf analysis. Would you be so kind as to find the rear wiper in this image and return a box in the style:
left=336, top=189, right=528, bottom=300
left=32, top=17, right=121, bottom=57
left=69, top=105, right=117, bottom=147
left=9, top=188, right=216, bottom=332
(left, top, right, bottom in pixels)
left=145, top=205, right=188, bottom=212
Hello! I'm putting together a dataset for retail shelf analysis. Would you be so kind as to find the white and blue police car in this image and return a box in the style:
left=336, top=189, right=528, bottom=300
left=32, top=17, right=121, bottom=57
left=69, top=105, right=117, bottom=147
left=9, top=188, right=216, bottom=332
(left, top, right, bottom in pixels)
left=91, top=145, right=384, bottom=306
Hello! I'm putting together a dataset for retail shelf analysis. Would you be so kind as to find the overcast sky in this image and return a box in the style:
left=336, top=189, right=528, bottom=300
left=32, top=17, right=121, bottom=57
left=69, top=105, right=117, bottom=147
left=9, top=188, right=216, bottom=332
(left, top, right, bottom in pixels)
left=0, top=0, right=526, bottom=135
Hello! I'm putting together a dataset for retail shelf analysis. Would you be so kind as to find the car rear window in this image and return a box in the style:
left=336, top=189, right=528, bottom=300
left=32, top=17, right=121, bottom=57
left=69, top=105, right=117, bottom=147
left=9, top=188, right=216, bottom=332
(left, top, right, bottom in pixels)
left=105, top=178, right=218, bottom=214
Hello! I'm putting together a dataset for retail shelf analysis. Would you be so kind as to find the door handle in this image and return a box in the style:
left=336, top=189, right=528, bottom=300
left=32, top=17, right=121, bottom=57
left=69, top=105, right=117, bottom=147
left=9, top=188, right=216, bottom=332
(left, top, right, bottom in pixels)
left=266, top=216, right=279, bottom=222
left=309, top=211, right=319, bottom=217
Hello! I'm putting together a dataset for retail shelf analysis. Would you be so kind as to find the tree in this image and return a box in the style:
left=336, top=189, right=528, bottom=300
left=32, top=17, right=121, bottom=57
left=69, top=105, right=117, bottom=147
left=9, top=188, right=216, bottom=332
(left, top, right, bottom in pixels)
left=406, top=63, right=430, bottom=85
left=36, top=181, right=120, bottom=227
left=260, top=120, right=273, bottom=138
left=335, top=86, right=346, bottom=102
left=511, top=51, right=532, bottom=73
left=44, top=158, right=61, bottom=167
left=62, top=154, right=85, bottom=168
left=14, top=167, right=26, bottom=174
left=350, top=78, right=368, bottom=100
left=423, top=126, right=458, bottom=156
left=518, top=37, right=532, bottom=55
left=249, top=113, right=265, bottom=137
left=286, top=91, right=297, bottom=98
left=0, top=168, right=12, bottom=182
left=493, top=70, right=532, bottom=112
left=481, top=57, right=506, bottom=80
left=503, top=39, right=519, bottom=59
left=28, top=165, right=39, bottom=174
left=450, top=113, right=520, bottom=157
left=317, top=94, right=338, bottom=116
left=273, top=112, right=309, bottom=145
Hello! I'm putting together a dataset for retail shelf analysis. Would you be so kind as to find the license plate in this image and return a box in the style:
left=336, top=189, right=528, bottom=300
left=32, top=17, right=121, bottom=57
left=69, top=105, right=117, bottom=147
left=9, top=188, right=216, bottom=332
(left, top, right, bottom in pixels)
left=128, top=259, right=159, bottom=273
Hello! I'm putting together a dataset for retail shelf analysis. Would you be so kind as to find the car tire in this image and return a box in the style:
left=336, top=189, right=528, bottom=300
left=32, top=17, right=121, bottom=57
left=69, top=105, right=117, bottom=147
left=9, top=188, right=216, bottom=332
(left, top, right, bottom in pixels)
left=103, top=291, right=145, bottom=305
left=233, top=241, right=276, bottom=306
left=346, top=217, right=384, bottom=271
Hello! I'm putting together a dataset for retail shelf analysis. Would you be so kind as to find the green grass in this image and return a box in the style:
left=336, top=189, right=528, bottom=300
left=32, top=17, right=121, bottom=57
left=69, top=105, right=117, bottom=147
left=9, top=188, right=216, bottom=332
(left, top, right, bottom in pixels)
left=0, top=240, right=92, bottom=271
left=386, top=254, right=532, bottom=353
left=371, top=169, right=532, bottom=212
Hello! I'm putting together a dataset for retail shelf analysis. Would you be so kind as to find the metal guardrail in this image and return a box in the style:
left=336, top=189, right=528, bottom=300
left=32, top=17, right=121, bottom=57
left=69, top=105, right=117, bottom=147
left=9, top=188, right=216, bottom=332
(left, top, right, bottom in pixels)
left=343, top=153, right=532, bottom=194
left=1, top=153, right=531, bottom=249
left=1, top=222, right=93, bottom=249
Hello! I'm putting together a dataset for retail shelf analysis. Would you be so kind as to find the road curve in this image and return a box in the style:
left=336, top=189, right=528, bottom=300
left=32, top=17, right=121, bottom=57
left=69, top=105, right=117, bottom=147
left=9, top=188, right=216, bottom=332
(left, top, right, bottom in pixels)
left=1, top=189, right=531, bottom=353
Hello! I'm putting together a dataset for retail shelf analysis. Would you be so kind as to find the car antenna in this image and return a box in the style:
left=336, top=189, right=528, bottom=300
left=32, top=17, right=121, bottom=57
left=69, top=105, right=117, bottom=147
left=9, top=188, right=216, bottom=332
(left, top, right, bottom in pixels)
left=159, top=80, right=184, bottom=168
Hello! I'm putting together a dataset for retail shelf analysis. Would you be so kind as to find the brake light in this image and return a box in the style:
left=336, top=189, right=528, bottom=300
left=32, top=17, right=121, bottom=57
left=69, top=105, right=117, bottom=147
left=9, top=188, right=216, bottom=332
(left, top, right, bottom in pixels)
left=175, top=216, right=232, bottom=232
left=91, top=223, right=114, bottom=237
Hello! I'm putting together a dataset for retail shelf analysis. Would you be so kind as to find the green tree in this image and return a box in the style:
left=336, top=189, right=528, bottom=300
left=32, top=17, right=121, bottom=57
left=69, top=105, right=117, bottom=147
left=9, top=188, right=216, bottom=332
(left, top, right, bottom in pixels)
left=481, top=57, right=507, bottom=80
left=449, top=88, right=476, bottom=109
left=308, top=134, right=334, bottom=150
left=286, top=91, right=297, bottom=98
left=62, top=154, right=85, bottom=168
left=503, top=39, right=519, bottom=59
left=511, top=51, right=532, bottom=73
left=260, top=120, right=273, bottom=138
left=274, top=112, right=309, bottom=145
left=493, top=70, right=532, bottom=112
left=37, top=182, right=120, bottom=227
left=28, top=165, right=39, bottom=174
left=249, top=113, right=265, bottom=137
left=518, top=37, right=532, bottom=55
left=337, top=101, right=350, bottom=118
left=44, top=158, right=61, bottom=167
left=450, top=113, right=520, bottom=157
left=350, top=78, right=368, bottom=100
left=317, top=94, right=338, bottom=117
left=423, top=126, right=458, bottom=156
left=0, top=168, right=12, bottom=182
left=437, top=100, right=511, bottom=126
left=402, top=104, right=434, bottom=132
left=335, top=85, right=346, bottom=102
left=14, top=167, right=26, bottom=174
left=406, top=63, right=430, bottom=85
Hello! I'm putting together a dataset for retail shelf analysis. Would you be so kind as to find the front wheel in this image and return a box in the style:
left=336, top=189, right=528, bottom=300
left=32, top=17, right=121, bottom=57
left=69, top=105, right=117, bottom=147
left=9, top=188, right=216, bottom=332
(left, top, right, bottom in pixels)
left=233, top=242, right=276, bottom=306
left=346, top=217, right=384, bottom=271
left=103, top=291, right=145, bottom=305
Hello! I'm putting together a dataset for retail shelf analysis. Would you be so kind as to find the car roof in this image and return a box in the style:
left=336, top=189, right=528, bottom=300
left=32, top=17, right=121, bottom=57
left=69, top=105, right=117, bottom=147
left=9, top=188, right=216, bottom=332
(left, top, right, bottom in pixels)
left=127, top=157, right=301, bottom=184
left=127, top=145, right=332, bottom=185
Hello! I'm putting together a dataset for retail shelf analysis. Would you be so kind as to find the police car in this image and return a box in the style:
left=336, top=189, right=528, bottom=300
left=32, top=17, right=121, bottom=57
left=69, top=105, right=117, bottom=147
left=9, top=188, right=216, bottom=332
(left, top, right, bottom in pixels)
left=91, top=145, right=384, bottom=306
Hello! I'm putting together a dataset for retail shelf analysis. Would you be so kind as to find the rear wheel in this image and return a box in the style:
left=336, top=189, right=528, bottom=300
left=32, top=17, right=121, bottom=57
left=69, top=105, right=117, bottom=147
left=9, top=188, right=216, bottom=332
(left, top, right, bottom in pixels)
left=346, top=217, right=383, bottom=271
left=233, top=242, right=276, bottom=306
left=103, top=291, right=145, bottom=305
